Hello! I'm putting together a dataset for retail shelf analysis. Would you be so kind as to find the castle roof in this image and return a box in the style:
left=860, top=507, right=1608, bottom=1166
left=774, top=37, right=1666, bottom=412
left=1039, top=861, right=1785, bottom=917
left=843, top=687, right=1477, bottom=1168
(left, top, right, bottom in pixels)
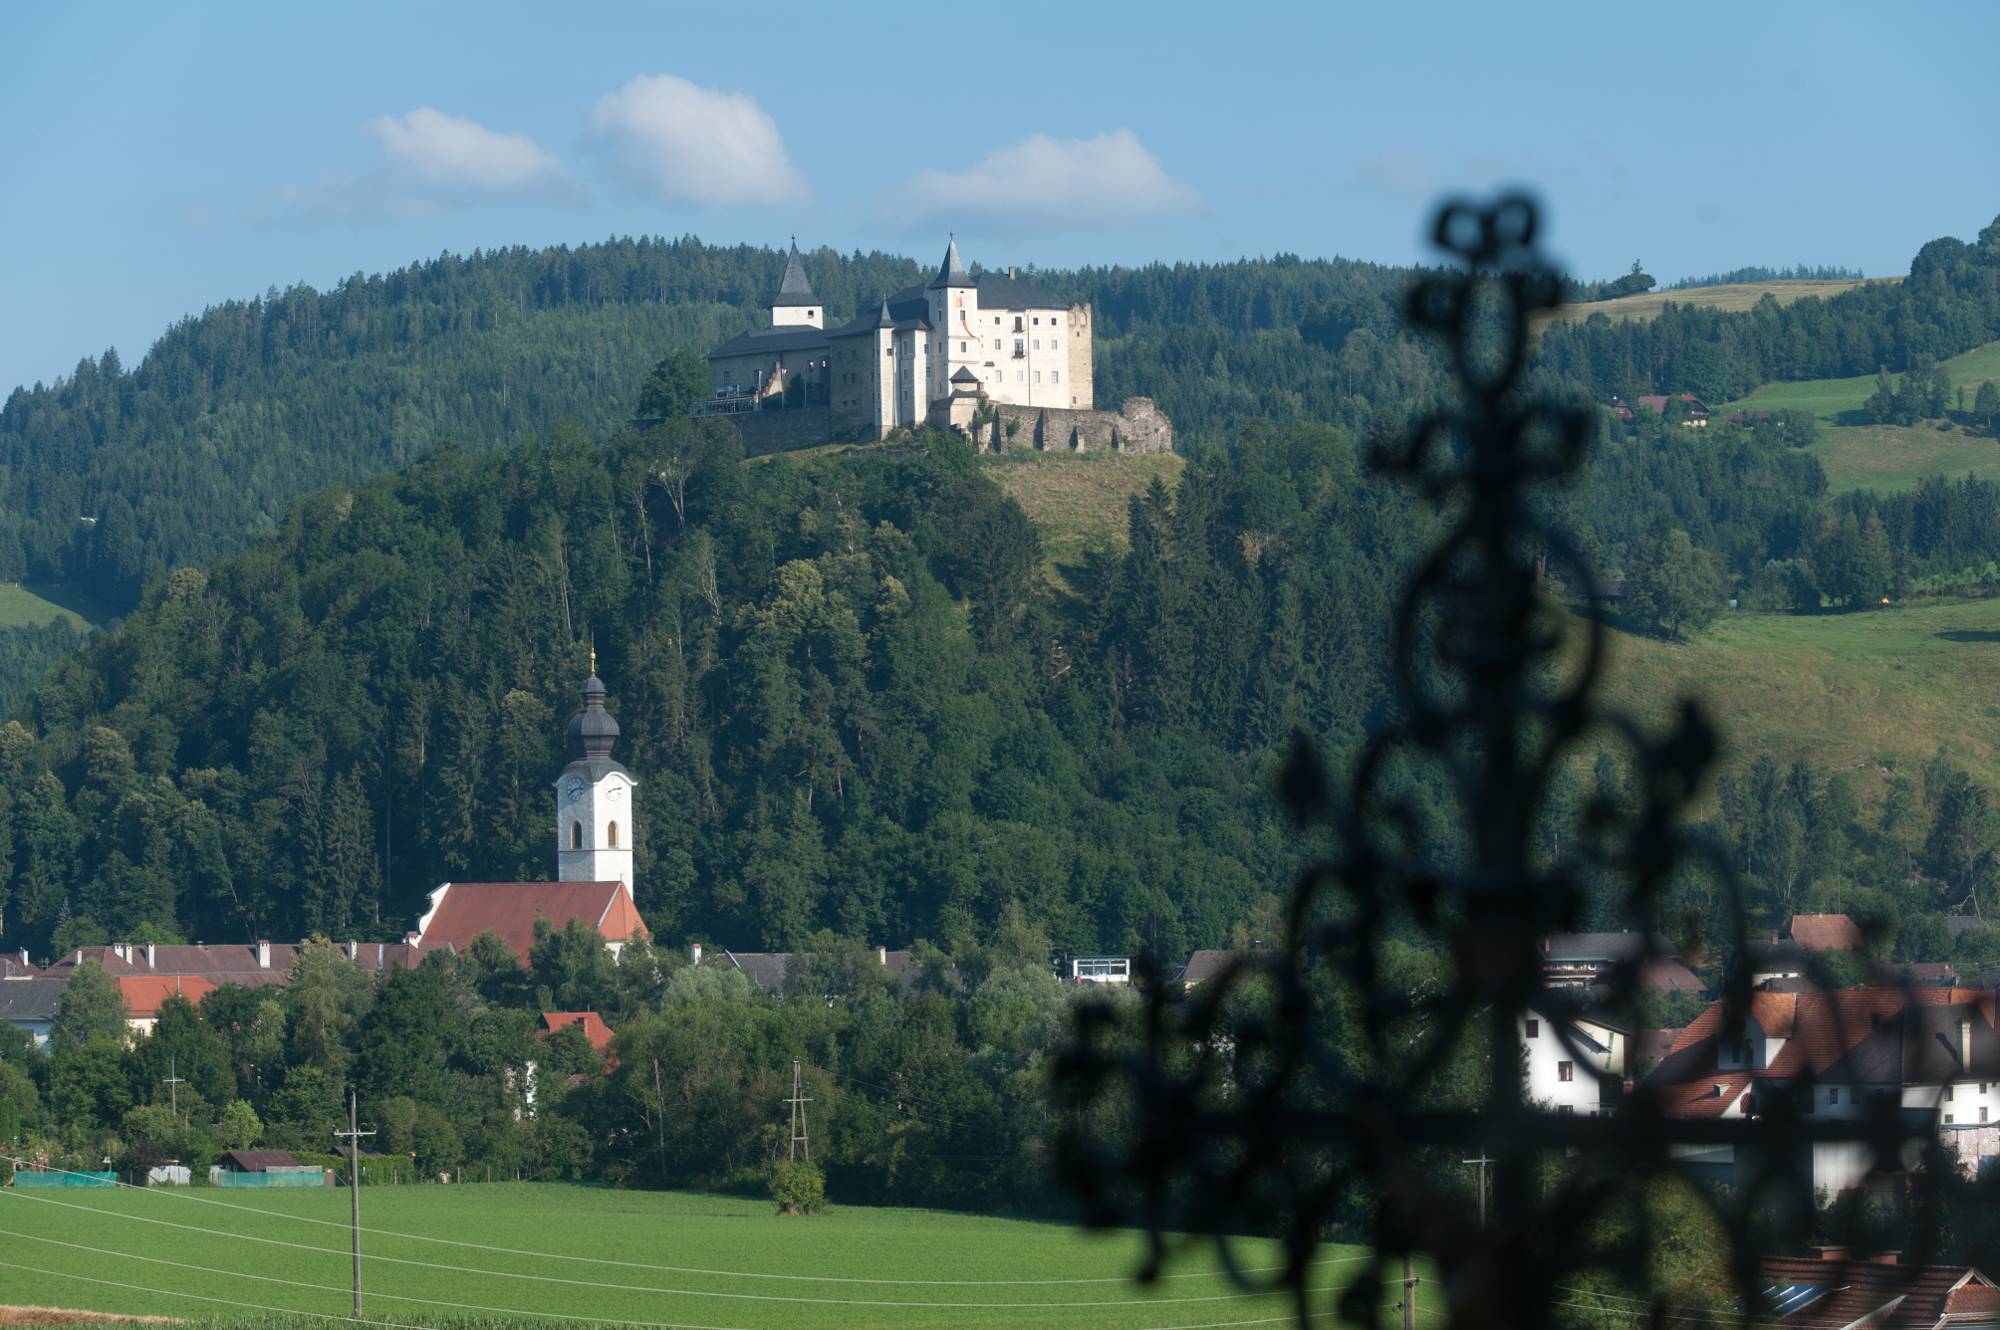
left=772, top=240, right=817, bottom=308
left=928, top=236, right=974, bottom=289
left=706, top=325, right=830, bottom=360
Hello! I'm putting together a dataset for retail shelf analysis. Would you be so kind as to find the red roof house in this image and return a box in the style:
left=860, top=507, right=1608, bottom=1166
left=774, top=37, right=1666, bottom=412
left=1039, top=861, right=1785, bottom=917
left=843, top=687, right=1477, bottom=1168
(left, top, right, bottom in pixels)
left=407, top=880, right=648, bottom=964
left=538, top=1011, right=616, bottom=1057
left=1785, top=913, right=1865, bottom=953
left=1759, top=1254, right=1997, bottom=1330
left=116, top=974, right=217, bottom=1034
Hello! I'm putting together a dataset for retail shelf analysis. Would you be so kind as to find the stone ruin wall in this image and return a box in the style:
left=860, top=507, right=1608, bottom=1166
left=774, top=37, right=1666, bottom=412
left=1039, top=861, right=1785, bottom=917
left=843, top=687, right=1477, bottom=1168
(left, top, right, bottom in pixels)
left=949, top=397, right=1173, bottom=455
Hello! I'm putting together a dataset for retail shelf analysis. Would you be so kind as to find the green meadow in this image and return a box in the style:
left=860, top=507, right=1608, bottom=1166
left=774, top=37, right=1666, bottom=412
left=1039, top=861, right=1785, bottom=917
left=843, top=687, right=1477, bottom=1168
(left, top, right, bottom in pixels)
left=1720, top=340, right=2000, bottom=494
left=0, top=1182, right=1391, bottom=1330
left=0, top=585, right=95, bottom=631
left=1586, top=596, right=2000, bottom=802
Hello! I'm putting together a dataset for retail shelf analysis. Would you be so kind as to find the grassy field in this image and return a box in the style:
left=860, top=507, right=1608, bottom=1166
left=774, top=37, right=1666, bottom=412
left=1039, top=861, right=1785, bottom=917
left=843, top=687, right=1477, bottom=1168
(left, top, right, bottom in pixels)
left=1716, top=340, right=2000, bottom=494
left=0, top=585, right=95, bottom=631
left=984, top=450, right=1185, bottom=589
left=1535, top=278, right=1889, bottom=328
left=1586, top=596, right=2000, bottom=800
left=0, top=1182, right=1383, bottom=1330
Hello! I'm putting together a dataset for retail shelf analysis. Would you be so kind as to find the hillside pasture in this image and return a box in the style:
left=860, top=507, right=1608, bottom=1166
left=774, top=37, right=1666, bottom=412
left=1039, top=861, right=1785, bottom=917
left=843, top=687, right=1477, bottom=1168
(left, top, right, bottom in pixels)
left=1536, top=278, right=1890, bottom=328
left=984, top=449, right=1184, bottom=589
left=0, top=1181, right=1380, bottom=1330
left=0, top=585, right=95, bottom=631
left=1718, top=340, right=2000, bottom=494
left=1586, top=596, right=2000, bottom=802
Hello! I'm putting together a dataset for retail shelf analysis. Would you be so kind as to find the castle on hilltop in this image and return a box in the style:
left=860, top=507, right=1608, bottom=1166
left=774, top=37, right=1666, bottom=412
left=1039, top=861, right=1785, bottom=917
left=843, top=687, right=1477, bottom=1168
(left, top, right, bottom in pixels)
left=698, top=238, right=1171, bottom=456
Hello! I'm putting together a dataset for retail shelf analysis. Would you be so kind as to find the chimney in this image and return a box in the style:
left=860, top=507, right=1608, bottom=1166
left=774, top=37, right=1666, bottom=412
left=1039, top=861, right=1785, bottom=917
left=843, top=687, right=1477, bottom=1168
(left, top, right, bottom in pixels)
left=1816, top=1247, right=1850, bottom=1263
left=1007, top=266, right=1017, bottom=280
left=16, top=948, right=26, bottom=969
left=377, top=943, right=384, bottom=967
left=878, top=946, right=888, bottom=966
left=690, top=942, right=703, bottom=966
left=112, top=942, right=128, bottom=963
left=1870, top=1252, right=1901, bottom=1266
left=144, top=943, right=156, bottom=970
left=346, top=940, right=358, bottom=961
left=256, top=940, right=271, bottom=969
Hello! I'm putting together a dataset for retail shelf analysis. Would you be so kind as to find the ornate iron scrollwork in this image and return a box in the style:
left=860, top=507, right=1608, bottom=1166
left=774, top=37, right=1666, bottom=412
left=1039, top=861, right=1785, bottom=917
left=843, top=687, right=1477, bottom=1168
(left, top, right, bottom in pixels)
left=1054, top=195, right=1943, bottom=1329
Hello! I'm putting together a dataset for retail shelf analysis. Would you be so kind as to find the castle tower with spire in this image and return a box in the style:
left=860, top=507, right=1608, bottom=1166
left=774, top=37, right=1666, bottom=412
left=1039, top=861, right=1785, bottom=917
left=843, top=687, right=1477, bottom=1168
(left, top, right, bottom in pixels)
left=554, top=658, right=636, bottom=893
left=769, top=239, right=821, bottom=330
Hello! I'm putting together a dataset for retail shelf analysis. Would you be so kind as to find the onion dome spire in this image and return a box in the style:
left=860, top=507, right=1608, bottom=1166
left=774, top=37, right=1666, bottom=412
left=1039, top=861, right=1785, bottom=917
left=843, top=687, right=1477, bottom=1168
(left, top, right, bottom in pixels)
left=565, top=658, right=619, bottom=760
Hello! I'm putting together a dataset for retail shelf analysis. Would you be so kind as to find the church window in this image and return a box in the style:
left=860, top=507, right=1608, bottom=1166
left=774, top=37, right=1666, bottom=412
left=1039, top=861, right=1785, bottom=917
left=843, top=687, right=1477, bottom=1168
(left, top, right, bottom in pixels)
left=570, top=822, right=583, bottom=850
left=608, top=821, right=620, bottom=849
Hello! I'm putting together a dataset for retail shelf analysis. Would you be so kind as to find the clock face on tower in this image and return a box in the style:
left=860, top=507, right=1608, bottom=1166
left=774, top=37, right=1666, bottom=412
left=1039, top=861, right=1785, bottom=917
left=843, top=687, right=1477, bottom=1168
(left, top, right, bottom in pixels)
left=562, top=776, right=585, bottom=805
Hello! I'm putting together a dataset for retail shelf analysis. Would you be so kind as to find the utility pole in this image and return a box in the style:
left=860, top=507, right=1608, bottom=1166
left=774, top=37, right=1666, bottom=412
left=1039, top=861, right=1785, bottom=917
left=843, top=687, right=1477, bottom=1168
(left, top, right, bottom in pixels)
left=1462, top=1152, right=1495, bottom=1230
left=785, top=1059, right=812, bottom=1163
left=1402, top=1253, right=1417, bottom=1330
left=333, top=1090, right=375, bottom=1319
left=162, top=1056, right=187, bottom=1124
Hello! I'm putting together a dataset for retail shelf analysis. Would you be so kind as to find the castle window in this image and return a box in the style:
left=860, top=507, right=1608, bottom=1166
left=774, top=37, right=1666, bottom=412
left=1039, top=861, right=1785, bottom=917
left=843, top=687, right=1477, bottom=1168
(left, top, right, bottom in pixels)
left=570, top=822, right=583, bottom=850
left=1052, top=370, right=1060, bottom=383
left=1051, top=337, right=1060, bottom=350
left=1034, top=371, right=1041, bottom=383
left=608, top=821, right=620, bottom=849
left=1033, top=339, right=1041, bottom=350
left=994, top=339, right=1001, bottom=351
left=960, top=341, right=967, bottom=353
left=1017, top=371, right=1025, bottom=383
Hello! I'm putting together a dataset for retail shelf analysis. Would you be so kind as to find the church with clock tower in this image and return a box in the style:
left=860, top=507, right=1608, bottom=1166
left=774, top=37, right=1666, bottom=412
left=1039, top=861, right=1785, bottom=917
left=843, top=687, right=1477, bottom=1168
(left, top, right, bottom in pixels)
left=404, top=663, right=649, bottom=962
left=556, top=663, right=636, bottom=894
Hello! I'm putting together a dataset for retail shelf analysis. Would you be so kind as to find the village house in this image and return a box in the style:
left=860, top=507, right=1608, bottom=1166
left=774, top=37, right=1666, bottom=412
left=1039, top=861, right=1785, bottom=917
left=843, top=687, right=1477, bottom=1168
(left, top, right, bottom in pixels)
left=1644, top=987, right=2000, bottom=1193
left=1633, top=392, right=1712, bottom=426
left=1756, top=1252, right=2000, bottom=1330
left=1520, top=1006, right=1630, bottom=1116
left=115, top=975, right=216, bottom=1037
left=1537, top=932, right=1704, bottom=996
left=0, top=976, right=64, bottom=1050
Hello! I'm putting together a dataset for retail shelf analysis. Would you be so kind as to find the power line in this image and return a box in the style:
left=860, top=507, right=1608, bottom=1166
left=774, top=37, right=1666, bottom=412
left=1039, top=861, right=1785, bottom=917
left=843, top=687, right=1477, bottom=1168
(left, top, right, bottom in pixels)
left=785, top=1057, right=812, bottom=1164
left=0, top=1254, right=1412, bottom=1330
left=0, top=1153, right=1372, bottom=1288
left=0, top=1213, right=1306, bottom=1311
left=333, top=1088, right=376, bottom=1319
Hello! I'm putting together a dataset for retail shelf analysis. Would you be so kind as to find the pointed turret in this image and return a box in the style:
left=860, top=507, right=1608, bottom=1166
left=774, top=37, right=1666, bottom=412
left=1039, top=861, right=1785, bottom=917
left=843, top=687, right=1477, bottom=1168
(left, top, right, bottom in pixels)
left=770, top=238, right=822, bottom=329
left=928, top=234, right=974, bottom=289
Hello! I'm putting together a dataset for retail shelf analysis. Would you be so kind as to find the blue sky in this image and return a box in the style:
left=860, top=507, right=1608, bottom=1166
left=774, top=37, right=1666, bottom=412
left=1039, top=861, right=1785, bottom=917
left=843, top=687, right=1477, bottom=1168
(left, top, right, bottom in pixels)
left=3, top=0, right=1995, bottom=394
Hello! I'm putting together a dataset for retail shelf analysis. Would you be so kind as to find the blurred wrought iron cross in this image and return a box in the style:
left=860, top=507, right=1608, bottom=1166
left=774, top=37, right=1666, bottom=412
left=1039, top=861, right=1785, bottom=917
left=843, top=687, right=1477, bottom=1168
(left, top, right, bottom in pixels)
left=1053, top=195, right=1940, bottom=1330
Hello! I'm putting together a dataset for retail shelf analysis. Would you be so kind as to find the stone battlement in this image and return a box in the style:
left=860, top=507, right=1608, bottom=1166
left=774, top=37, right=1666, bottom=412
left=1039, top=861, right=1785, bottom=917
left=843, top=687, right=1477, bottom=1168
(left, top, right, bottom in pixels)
left=943, top=396, right=1172, bottom=455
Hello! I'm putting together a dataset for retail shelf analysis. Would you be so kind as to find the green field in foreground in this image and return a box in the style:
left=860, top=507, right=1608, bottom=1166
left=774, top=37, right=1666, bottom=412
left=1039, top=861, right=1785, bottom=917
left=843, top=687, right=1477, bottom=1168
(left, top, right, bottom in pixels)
left=1588, top=596, right=2000, bottom=801
left=1718, top=341, right=2000, bottom=494
left=0, top=1182, right=1384, bottom=1330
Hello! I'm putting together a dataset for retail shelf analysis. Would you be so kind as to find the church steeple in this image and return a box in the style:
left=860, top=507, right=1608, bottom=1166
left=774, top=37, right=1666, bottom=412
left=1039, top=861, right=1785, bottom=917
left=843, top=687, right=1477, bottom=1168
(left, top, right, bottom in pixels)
left=555, top=661, right=636, bottom=893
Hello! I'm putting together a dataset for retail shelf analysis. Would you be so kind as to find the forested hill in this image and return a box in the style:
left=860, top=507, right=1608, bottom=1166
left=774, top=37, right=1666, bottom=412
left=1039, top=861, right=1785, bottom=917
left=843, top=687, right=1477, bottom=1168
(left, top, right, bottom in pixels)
left=0, top=416, right=1424, bottom=957
left=0, top=238, right=1432, bottom=611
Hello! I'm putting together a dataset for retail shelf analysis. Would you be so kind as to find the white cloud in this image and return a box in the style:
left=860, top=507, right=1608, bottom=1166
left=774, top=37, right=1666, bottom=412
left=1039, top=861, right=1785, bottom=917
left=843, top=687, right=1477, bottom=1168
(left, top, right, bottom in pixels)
left=890, top=130, right=1198, bottom=225
left=365, top=107, right=566, bottom=197
left=589, top=74, right=807, bottom=206
left=267, top=108, right=570, bottom=222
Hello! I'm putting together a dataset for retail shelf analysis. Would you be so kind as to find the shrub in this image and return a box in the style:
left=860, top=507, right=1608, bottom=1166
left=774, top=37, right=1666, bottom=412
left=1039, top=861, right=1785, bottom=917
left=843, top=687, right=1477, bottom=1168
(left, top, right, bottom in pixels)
left=770, top=1159, right=825, bottom=1215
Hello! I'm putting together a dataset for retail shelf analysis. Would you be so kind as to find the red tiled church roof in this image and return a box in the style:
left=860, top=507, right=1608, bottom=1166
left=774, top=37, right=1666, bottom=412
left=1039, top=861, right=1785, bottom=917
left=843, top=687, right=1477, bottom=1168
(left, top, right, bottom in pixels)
left=410, top=881, right=648, bottom=962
